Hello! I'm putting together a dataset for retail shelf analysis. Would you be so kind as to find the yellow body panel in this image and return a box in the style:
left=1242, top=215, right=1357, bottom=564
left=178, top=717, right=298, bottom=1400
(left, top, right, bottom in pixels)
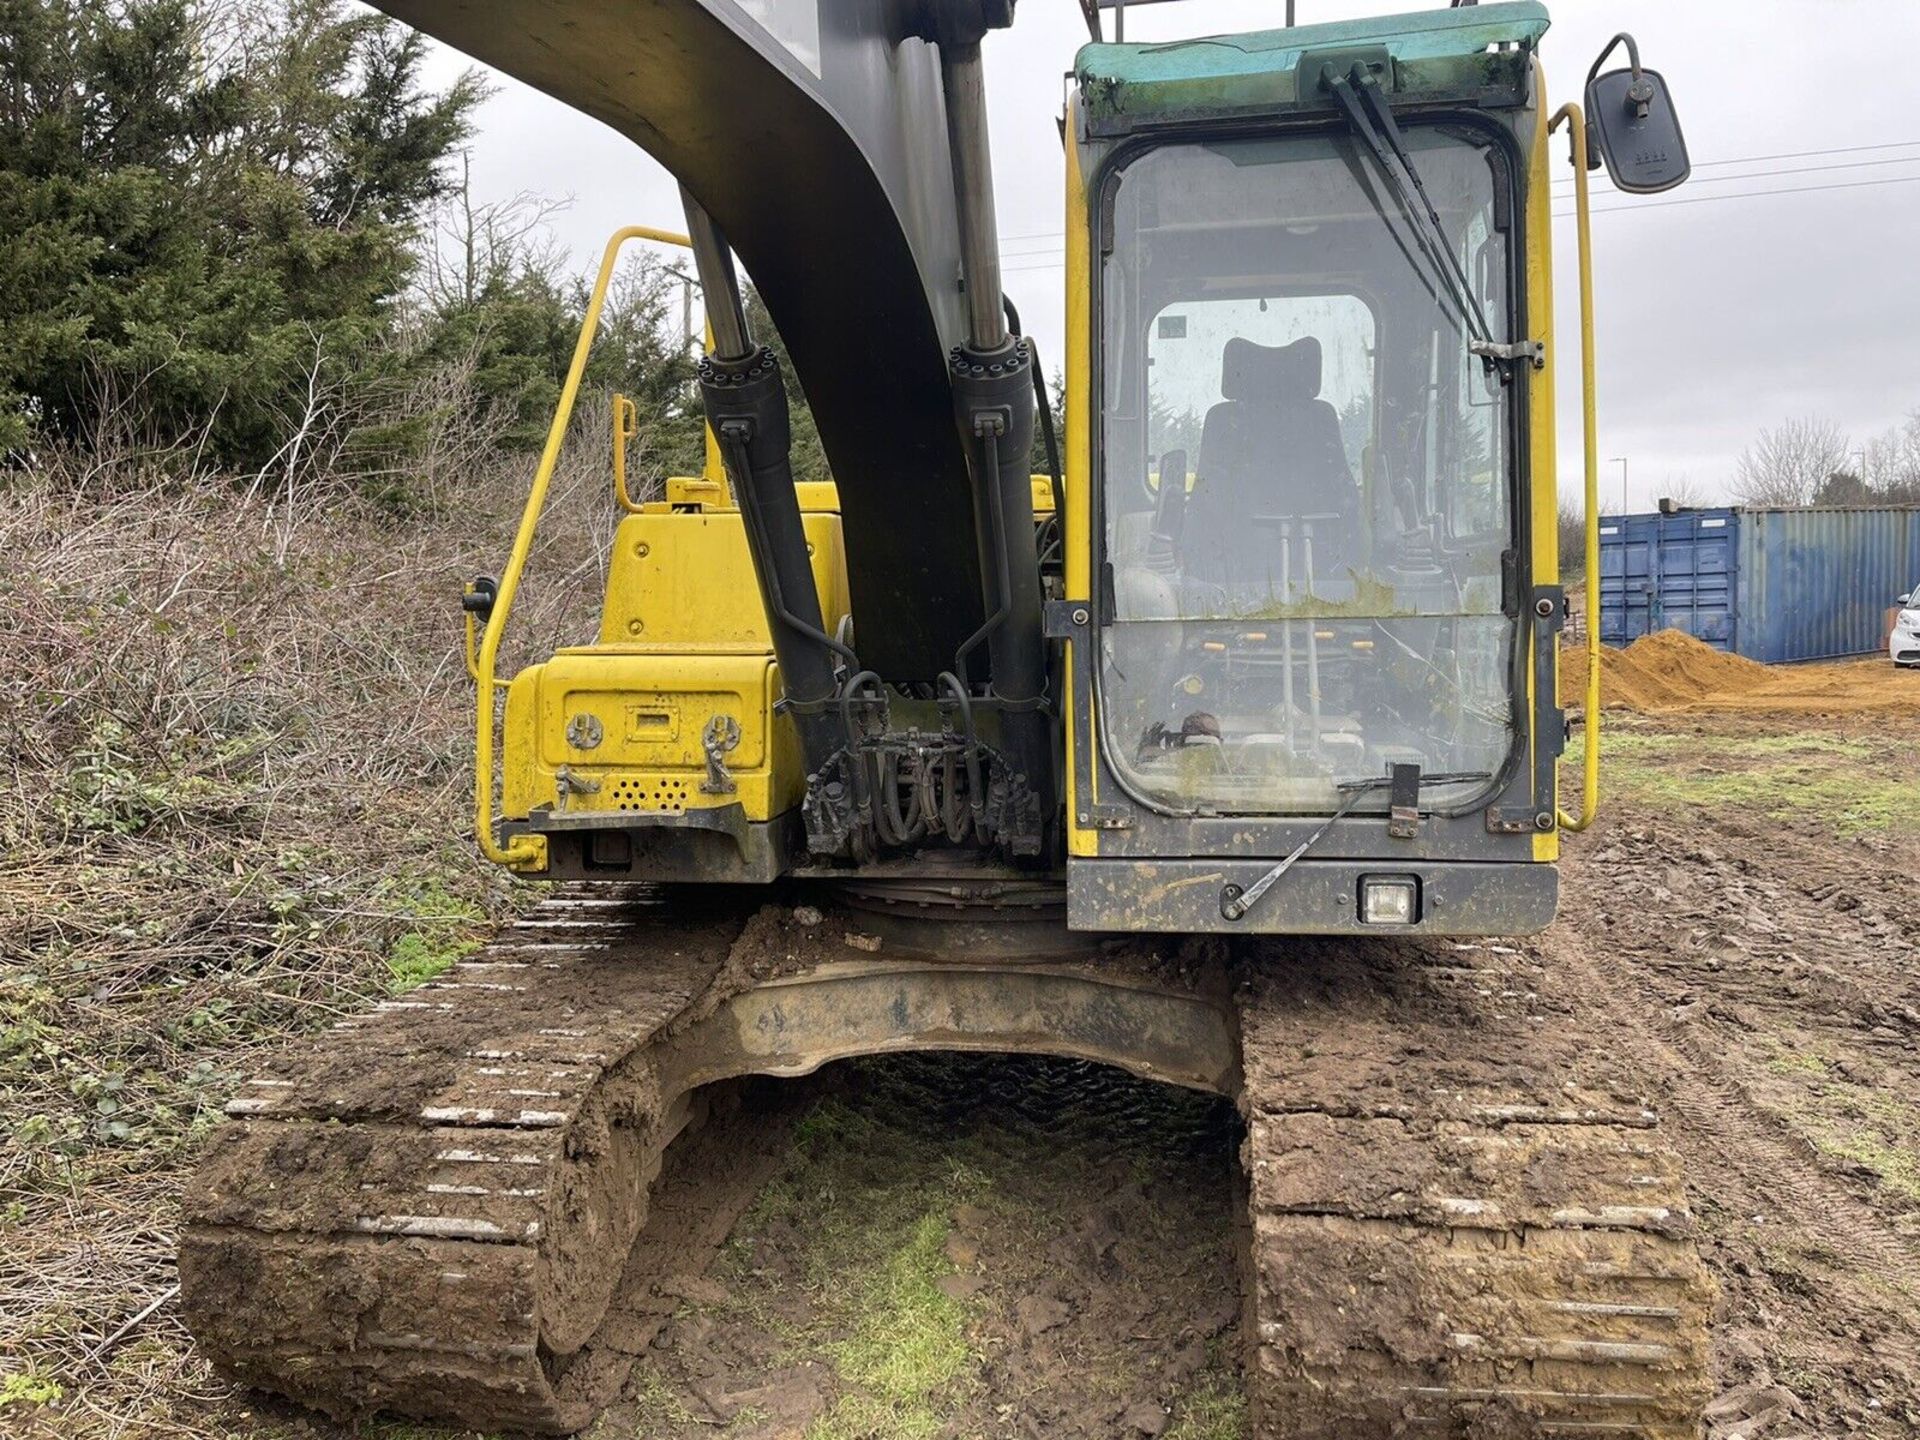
left=1525, top=72, right=1560, bottom=863
left=501, top=486, right=849, bottom=826
left=502, top=651, right=805, bottom=821
left=595, top=503, right=848, bottom=652
left=1063, top=102, right=1097, bottom=859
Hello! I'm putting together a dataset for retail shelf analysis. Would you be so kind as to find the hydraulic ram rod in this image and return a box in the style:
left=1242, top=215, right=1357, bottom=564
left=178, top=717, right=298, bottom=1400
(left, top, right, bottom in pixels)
left=682, top=189, right=852, bottom=799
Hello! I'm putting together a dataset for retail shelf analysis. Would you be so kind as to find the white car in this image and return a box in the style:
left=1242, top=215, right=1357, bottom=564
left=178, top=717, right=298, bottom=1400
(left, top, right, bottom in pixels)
left=1894, top=589, right=1920, bottom=668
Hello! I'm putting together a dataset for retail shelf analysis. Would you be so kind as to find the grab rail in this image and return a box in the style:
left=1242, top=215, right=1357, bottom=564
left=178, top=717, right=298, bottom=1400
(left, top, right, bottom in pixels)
left=471, top=224, right=694, bottom=869
left=1549, top=103, right=1601, bottom=832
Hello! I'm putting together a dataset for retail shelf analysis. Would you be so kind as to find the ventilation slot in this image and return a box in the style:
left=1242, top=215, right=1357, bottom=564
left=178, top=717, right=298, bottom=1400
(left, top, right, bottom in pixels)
left=607, top=775, right=691, bottom=814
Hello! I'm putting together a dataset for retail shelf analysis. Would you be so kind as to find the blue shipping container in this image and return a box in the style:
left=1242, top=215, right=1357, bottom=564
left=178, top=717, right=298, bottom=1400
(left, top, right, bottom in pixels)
left=1598, top=506, right=1920, bottom=663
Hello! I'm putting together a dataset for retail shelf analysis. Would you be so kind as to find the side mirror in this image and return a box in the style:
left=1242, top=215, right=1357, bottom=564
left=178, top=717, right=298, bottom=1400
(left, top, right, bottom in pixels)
left=1899, top=592, right=1913, bottom=606
left=1584, top=34, right=1690, bottom=194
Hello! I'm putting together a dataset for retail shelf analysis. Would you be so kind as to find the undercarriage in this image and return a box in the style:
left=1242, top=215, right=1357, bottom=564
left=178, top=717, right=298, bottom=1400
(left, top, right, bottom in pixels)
left=181, top=889, right=1712, bottom=1436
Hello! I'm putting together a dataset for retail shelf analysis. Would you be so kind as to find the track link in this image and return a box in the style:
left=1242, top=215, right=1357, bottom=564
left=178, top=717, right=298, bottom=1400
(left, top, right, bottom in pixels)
left=179, top=890, right=781, bottom=1432
left=1237, top=937, right=1715, bottom=1438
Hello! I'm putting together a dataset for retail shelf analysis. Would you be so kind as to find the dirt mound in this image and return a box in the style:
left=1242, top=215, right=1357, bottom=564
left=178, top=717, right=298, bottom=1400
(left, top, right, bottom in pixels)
left=1562, top=628, right=1919, bottom=714
left=1622, top=626, right=1775, bottom=698
left=1567, top=627, right=1772, bottom=711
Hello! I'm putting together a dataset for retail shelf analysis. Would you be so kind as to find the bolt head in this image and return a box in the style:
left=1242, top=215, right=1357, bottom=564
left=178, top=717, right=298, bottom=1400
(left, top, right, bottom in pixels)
left=1070, top=607, right=1090, bottom=627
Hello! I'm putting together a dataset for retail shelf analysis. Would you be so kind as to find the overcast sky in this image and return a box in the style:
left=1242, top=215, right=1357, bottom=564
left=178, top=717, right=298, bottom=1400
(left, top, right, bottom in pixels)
left=413, top=0, right=1920, bottom=511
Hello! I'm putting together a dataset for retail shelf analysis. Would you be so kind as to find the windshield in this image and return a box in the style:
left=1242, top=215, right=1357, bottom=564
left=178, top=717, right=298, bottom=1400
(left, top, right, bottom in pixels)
left=1098, top=126, right=1517, bottom=815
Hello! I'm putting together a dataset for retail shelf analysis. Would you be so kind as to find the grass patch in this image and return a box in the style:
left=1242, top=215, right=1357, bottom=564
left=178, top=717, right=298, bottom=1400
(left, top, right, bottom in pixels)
left=0, top=1369, right=65, bottom=1409
left=1755, top=1038, right=1920, bottom=1205
left=751, top=1100, right=982, bottom=1440
left=1167, top=1370, right=1247, bottom=1440
left=610, top=1365, right=705, bottom=1431
left=1804, top=1088, right=1920, bottom=1205
left=1593, top=727, right=1912, bottom=836
left=811, top=1210, right=972, bottom=1439
left=1768, top=1047, right=1830, bottom=1079
left=385, top=880, right=488, bottom=993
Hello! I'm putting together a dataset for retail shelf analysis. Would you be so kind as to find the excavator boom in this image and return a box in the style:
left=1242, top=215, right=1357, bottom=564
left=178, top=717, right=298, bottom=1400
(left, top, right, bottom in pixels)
left=373, top=0, right=988, bottom=681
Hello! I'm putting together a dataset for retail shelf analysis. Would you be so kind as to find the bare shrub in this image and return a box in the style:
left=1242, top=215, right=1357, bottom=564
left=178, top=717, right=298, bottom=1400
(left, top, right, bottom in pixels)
left=1558, top=495, right=1588, bottom=577
left=1657, top=474, right=1713, bottom=510
left=0, top=429, right=631, bottom=1427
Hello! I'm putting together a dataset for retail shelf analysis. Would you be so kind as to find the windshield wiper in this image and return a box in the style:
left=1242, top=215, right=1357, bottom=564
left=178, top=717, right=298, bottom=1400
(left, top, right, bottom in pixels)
left=1220, top=767, right=1494, bottom=922
left=1337, top=769, right=1495, bottom=794
left=1324, top=63, right=1535, bottom=374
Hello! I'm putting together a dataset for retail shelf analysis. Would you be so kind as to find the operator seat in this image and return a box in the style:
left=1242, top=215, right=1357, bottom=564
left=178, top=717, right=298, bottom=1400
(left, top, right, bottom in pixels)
left=1185, top=336, right=1359, bottom=586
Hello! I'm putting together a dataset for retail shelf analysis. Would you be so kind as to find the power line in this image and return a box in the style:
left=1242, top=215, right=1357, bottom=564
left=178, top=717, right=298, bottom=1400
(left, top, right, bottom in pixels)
left=996, top=169, right=1920, bottom=271
left=1622, top=137, right=1920, bottom=171
left=1554, top=152, right=1920, bottom=192
left=992, top=139, right=1920, bottom=250
left=1548, top=138, right=1920, bottom=185
left=1554, top=170, right=1920, bottom=218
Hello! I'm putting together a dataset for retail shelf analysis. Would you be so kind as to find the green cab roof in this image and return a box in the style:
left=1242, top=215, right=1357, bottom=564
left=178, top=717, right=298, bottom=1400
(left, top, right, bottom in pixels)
left=1076, top=1, right=1550, bottom=134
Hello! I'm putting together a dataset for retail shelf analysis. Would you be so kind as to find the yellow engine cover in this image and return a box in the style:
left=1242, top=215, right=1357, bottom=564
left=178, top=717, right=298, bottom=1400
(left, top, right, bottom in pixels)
left=500, top=482, right=848, bottom=826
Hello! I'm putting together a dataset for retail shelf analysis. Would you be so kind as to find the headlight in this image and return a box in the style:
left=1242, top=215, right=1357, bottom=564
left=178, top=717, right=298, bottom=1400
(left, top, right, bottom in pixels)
left=1902, top=610, right=1920, bottom=630
left=1360, top=875, right=1419, bottom=925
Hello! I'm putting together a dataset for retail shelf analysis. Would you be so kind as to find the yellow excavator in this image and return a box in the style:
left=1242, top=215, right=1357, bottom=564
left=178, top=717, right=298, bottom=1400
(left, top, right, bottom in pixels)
left=180, top=3, right=1714, bottom=1434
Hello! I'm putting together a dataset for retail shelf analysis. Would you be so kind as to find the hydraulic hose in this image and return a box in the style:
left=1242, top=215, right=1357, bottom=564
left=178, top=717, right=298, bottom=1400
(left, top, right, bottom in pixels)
left=1004, top=297, right=1064, bottom=529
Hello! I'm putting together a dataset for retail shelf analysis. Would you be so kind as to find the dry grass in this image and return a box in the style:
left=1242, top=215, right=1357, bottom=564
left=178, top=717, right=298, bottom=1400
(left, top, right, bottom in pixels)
left=0, top=414, right=636, bottom=1437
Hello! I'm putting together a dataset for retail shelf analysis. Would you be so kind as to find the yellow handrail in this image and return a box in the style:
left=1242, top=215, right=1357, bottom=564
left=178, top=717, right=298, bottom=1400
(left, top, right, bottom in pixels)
left=612, top=394, right=643, bottom=512
left=473, top=224, right=693, bottom=869
left=1549, top=104, right=1601, bottom=832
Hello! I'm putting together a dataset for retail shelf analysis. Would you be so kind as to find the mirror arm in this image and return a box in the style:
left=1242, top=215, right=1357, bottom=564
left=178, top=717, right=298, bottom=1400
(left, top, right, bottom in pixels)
left=1585, top=32, right=1644, bottom=91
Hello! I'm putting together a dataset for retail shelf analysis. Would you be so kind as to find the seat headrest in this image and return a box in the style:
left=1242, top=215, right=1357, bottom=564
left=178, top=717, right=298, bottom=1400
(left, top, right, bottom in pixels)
left=1220, top=336, right=1322, bottom=403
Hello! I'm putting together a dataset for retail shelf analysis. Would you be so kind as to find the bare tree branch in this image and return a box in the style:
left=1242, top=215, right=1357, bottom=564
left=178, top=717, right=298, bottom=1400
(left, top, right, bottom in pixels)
left=1732, top=416, right=1850, bottom=507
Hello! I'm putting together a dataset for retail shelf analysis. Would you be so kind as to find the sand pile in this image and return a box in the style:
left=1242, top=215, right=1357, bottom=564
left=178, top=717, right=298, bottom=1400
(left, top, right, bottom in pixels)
left=1558, top=628, right=1750, bottom=710
left=1560, top=628, right=1916, bottom=714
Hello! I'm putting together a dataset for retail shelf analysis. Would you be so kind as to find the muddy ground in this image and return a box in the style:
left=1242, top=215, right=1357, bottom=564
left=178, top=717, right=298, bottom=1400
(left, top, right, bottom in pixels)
left=11, top=671, right=1920, bottom=1439
left=1550, top=707, right=1920, bottom=1439
left=609, top=687, right=1920, bottom=1440
left=594, top=1058, right=1244, bottom=1440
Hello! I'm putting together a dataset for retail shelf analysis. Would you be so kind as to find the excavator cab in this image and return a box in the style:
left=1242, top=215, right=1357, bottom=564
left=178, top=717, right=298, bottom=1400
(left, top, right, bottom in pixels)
left=1064, top=9, right=1564, bottom=933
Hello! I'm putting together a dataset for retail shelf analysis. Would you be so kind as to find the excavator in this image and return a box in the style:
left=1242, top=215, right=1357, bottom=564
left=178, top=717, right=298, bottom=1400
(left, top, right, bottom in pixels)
left=180, top=3, right=1713, bottom=1434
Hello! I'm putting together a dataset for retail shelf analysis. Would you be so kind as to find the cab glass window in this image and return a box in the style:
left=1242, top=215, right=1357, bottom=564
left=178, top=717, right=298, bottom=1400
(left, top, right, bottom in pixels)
left=1097, top=127, right=1517, bottom=815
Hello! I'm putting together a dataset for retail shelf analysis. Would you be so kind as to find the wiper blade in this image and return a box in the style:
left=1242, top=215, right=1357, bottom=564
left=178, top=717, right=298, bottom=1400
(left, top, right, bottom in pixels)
left=1336, top=769, right=1494, bottom=793
left=1219, top=785, right=1368, bottom=922
left=1324, top=63, right=1507, bottom=368
left=1220, top=768, right=1493, bottom=922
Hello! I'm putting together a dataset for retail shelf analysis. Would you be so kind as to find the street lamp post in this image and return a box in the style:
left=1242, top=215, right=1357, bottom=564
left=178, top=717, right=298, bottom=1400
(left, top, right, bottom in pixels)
left=1609, top=456, right=1628, bottom=515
